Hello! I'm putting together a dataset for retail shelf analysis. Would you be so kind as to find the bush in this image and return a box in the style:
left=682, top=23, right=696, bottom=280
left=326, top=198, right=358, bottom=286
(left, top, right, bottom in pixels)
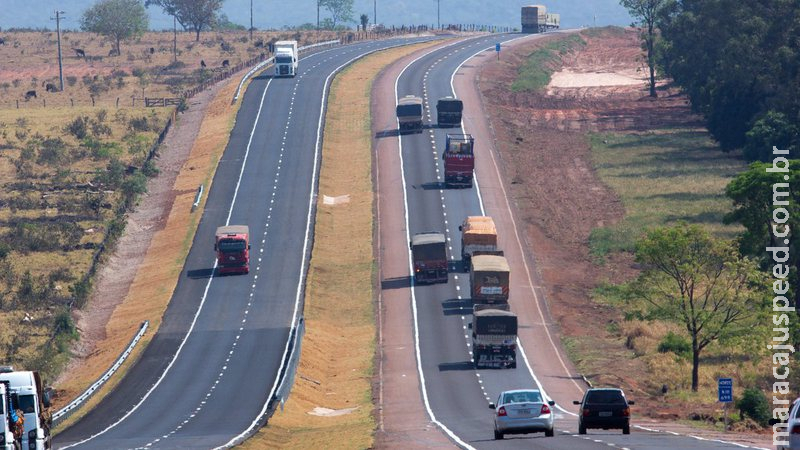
left=657, top=332, right=691, bottom=359
left=736, top=388, right=770, bottom=427
left=65, top=116, right=89, bottom=140
left=36, top=137, right=69, bottom=166
left=69, top=278, right=91, bottom=308
left=65, top=75, right=78, bottom=87
left=128, top=116, right=152, bottom=132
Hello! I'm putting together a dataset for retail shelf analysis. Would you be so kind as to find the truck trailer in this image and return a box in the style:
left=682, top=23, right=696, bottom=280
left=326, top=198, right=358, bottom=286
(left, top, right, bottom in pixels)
left=470, top=254, right=510, bottom=306
left=521, top=5, right=560, bottom=33
left=459, top=216, right=498, bottom=267
left=444, top=134, right=475, bottom=188
left=410, top=232, right=448, bottom=284
left=274, top=40, right=298, bottom=77
left=215, top=225, right=250, bottom=275
left=397, top=95, right=424, bottom=132
left=472, top=306, right=518, bottom=368
left=436, top=97, right=463, bottom=127
left=0, top=368, right=51, bottom=450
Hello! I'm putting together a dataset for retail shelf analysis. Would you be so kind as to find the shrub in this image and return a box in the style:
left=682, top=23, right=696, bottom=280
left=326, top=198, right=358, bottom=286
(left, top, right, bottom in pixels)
left=128, top=116, right=152, bottom=132
left=65, top=75, right=78, bottom=87
left=0, top=243, right=10, bottom=259
left=131, top=67, right=147, bottom=78
left=141, top=159, right=159, bottom=177
left=95, top=109, right=107, bottom=123
left=53, top=309, right=77, bottom=339
left=658, top=332, right=691, bottom=359
left=736, top=388, right=770, bottom=427
left=83, top=137, right=122, bottom=160
left=36, top=137, right=69, bottom=166
left=69, top=278, right=91, bottom=308
left=65, top=116, right=89, bottom=140
left=94, top=158, right=126, bottom=188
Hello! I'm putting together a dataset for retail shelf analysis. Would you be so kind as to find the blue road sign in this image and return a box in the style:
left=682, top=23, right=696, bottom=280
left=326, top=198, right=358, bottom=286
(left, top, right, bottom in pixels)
left=495, top=43, right=501, bottom=52
left=718, top=378, right=733, bottom=402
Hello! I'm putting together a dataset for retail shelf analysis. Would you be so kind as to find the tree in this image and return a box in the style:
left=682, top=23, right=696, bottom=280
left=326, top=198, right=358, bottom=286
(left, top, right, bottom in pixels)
left=633, top=224, right=765, bottom=391
left=80, top=0, right=148, bottom=56
left=360, top=13, right=369, bottom=31
left=725, top=161, right=800, bottom=311
left=145, top=0, right=224, bottom=41
left=619, top=0, right=669, bottom=97
left=320, top=0, right=354, bottom=29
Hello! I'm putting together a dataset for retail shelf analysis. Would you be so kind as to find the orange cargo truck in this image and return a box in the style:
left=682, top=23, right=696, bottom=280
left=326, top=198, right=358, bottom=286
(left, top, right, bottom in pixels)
left=459, top=216, right=498, bottom=267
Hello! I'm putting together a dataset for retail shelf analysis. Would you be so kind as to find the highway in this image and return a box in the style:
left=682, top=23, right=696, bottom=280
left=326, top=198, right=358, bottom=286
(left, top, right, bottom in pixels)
left=390, top=32, right=770, bottom=450
left=54, top=36, right=433, bottom=450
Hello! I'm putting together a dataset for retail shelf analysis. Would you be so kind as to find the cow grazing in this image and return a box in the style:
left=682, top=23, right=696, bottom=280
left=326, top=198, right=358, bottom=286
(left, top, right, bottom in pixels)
left=73, top=48, right=86, bottom=59
left=24, top=90, right=37, bottom=100
left=45, top=83, right=57, bottom=93
left=149, top=47, right=155, bottom=54
left=221, top=59, right=230, bottom=68
left=200, top=59, right=206, bottom=68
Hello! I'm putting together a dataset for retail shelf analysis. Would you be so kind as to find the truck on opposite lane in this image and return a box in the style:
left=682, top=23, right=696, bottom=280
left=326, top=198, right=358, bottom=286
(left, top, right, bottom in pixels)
left=274, top=40, right=298, bottom=77
left=215, top=225, right=251, bottom=275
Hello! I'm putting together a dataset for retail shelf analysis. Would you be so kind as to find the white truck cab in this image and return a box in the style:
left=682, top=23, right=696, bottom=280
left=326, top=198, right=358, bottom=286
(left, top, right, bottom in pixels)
left=274, top=40, right=298, bottom=77
left=0, top=368, right=51, bottom=450
left=1, top=381, right=18, bottom=450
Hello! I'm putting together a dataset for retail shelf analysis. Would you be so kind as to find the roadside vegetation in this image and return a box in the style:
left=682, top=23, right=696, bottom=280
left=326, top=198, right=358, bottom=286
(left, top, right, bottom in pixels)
left=511, top=34, right=585, bottom=92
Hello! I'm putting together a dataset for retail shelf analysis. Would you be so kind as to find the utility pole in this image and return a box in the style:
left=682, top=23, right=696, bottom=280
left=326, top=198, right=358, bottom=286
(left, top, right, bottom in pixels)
left=317, top=0, right=320, bottom=38
left=249, top=0, right=253, bottom=41
left=437, top=0, right=440, bottom=30
left=374, top=0, right=377, bottom=27
left=51, top=10, right=65, bottom=92
left=173, top=16, right=177, bottom=62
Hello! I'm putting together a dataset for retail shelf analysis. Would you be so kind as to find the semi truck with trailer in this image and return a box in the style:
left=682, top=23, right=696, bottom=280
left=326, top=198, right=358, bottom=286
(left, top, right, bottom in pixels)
left=410, top=232, right=448, bottom=284
left=215, top=225, right=250, bottom=275
left=459, top=216, right=498, bottom=268
left=521, top=5, right=560, bottom=33
left=0, top=368, right=51, bottom=450
left=472, top=306, right=518, bottom=368
left=274, top=40, right=298, bottom=77
left=436, top=97, right=463, bottom=127
left=470, top=254, right=510, bottom=306
left=396, top=95, right=424, bottom=132
left=444, top=134, right=475, bottom=188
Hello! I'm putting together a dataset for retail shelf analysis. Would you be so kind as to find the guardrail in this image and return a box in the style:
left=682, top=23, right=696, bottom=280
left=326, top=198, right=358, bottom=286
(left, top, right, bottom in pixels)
left=232, top=39, right=341, bottom=103
left=52, top=321, right=150, bottom=427
left=191, top=184, right=204, bottom=212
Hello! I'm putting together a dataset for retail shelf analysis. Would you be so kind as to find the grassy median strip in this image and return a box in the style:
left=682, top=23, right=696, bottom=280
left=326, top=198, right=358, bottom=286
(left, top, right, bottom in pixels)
left=53, top=77, right=244, bottom=432
left=241, top=41, right=441, bottom=449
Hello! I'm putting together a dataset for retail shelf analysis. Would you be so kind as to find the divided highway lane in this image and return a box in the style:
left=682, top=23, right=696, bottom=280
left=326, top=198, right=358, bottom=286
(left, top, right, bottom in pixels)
left=397, top=33, right=769, bottom=450
left=56, top=36, right=434, bottom=450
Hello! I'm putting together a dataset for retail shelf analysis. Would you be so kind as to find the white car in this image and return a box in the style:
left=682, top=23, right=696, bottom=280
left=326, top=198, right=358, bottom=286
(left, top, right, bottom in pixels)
left=490, top=389, right=555, bottom=439
left=775, top=397, right=800, bottom=450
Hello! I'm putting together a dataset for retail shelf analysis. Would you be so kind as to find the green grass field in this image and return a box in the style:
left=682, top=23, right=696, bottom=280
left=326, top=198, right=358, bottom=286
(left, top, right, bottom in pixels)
left=511, top=34, right=586, bottom=92
left=588, top=129, right=746, bottom=259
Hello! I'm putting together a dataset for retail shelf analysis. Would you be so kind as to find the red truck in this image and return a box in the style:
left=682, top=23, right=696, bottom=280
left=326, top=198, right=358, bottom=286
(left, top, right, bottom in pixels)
left=444, top=134, right=475, bottom=188
left=215, top=225, right=250, bottom=275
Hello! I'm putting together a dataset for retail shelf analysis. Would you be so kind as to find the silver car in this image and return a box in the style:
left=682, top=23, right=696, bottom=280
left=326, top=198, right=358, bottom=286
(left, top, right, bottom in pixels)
left=490, top=389, right=555, bottom=439
left=775, top=397, right=800, bottom=450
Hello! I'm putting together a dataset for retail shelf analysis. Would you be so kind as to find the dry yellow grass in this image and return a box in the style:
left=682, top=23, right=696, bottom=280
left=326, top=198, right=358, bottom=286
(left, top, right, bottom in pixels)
left=52, top=73, right=244, bottom=432
left=241, top=41, right=441, bottom=449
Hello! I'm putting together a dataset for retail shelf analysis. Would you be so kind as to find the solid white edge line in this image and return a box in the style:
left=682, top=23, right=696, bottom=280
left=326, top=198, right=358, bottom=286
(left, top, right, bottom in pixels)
left=216, top=37, right=437, bottom=449
left=397, top=37, right=478, bottom=450
left=59, top=78, right=274, bottom=450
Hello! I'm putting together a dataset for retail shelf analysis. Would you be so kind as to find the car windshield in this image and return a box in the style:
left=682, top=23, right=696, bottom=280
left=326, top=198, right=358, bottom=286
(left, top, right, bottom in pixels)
left=585, top=390, right=625, bottom=404
left=503, top=391, right=542, bottom=404
left=18, top=394, right=36, bottom=414
left=218, top=239, right=246, bottom=252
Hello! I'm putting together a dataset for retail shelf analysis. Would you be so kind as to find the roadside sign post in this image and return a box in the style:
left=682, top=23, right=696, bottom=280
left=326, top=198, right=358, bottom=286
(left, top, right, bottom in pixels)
left=495, top=43, right=500, bottom=60
left=718, top=378, right=732, bottom=431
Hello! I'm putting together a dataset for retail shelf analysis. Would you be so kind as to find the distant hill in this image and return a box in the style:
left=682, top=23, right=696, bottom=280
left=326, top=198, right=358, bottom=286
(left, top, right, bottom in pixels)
left=2, top=0, right=632, bottom=32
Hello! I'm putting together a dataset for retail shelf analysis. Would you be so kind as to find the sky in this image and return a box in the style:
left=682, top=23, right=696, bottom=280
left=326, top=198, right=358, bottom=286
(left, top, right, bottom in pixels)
left=0, top=1, right=632, bottom=31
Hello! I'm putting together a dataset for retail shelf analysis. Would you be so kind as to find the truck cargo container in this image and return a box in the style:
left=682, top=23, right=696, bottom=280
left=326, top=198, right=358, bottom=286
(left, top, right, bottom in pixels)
left=215, top=225, right=250, bottom=275
left=459, top=216, right=498, bottom=267
left=470, top=254, right=510, bottom=305
left=444, top=134, right=475, bottom=188
left=472, top=306, right=518, bottom=368
left=436, top=97, right=463, bottom=127
left=521, top=5, right=560, bottom=33
left=397, top=95, right=424, bottom=132
left=410, top=232, right=448, bottom=284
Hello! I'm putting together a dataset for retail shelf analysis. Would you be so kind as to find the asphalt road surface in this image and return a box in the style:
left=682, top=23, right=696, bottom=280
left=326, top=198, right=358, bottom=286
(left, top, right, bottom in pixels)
left=392, top=32, right=770, bottom=450
left=55, top=36, right=434, bottom=450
